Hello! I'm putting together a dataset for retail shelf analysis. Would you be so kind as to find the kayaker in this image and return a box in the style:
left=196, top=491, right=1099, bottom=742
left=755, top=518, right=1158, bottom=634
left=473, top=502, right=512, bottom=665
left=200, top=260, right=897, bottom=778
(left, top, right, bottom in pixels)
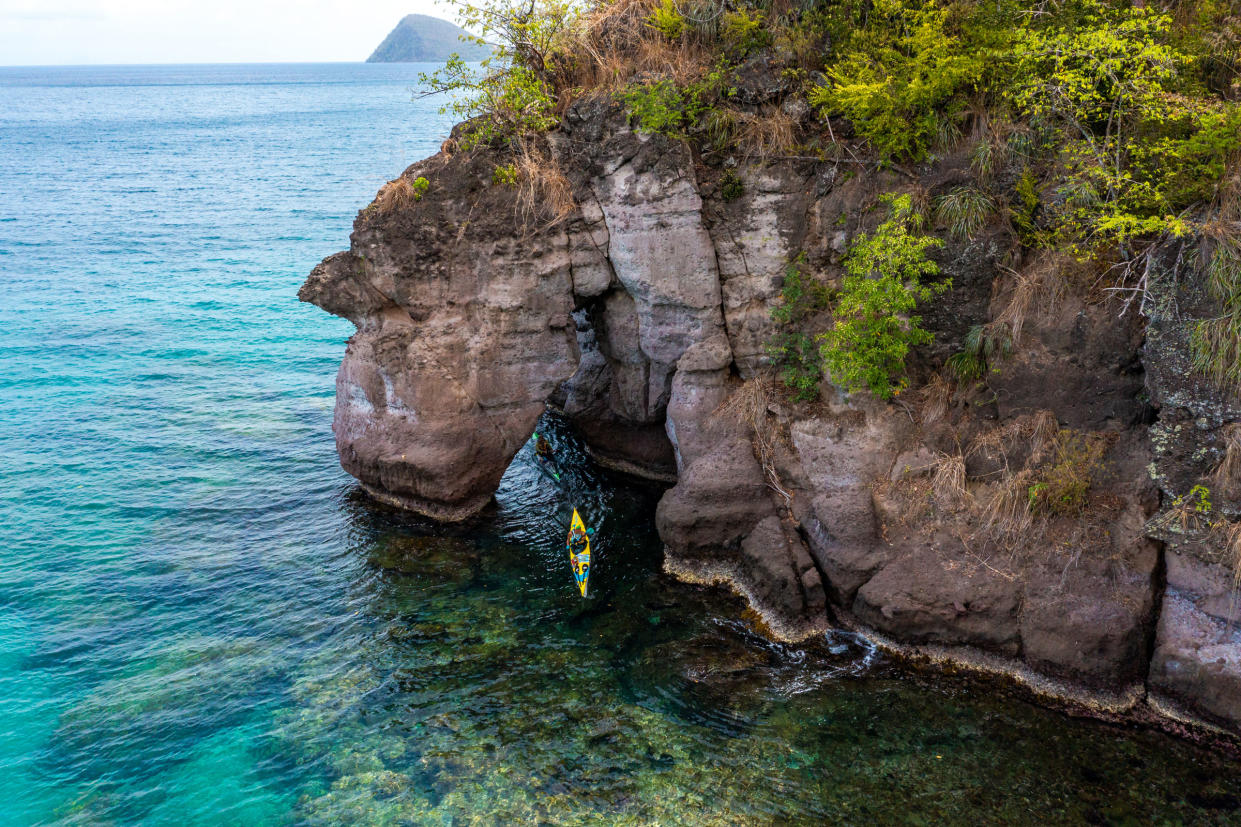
left=567, top=525, right=588, bottom=556
left=567, top=523, right=595, bottom=553
left=535, top=433, right=553, bottom=461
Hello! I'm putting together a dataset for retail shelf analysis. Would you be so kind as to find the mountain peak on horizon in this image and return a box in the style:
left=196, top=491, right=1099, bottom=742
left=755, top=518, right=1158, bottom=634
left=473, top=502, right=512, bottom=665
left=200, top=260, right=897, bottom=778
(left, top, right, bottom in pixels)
left=366, top=14, right=491, bottom=63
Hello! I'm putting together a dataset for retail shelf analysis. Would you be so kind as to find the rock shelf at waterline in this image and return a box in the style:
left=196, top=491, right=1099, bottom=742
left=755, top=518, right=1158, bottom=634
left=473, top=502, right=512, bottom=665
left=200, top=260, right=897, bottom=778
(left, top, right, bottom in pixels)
left=303, top=93, right=1241, bottom=741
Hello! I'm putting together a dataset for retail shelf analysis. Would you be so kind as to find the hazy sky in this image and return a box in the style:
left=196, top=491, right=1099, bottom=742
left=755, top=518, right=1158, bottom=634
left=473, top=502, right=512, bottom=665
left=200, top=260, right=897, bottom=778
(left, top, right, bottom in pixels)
left=0, top=0, right=460, bottom=65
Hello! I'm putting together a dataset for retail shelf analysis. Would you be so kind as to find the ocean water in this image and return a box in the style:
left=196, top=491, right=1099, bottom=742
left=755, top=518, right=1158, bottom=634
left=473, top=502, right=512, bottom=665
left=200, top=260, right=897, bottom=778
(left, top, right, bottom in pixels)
left=2, top=63, right=1240, bottom=825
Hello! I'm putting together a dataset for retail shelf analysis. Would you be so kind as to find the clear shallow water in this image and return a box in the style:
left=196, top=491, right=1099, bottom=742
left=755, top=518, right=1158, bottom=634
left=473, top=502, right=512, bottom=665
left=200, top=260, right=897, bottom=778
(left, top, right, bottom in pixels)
left=1, top=63, right=1240, bottom=825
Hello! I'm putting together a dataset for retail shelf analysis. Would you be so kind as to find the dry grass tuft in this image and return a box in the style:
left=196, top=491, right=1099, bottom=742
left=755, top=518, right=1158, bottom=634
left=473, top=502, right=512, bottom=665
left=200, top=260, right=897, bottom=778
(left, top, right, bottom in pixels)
left=992, top=253, right=1068, bottom=346
left=714, top=374, right=793, bottom=512
left=372, top=176, right=420, bottom=216
left=1026, top=410, right=1061, bottom=463
left=735, top=105, right=799, bottom=157
left=931, top=451, right=970, bottom=509
left=558, top=0, right=714, bottom=94
left=1224, top=522, right=1241, bottom=624
left=970, top=416, right=1098, bottom=545
left=511, top=139, right=576, bottom=228
left=919, top=373, right=953, bottom=425
left=967, top=409, right=1059, bottom=473
left=1213, top=422, right=1241, bottom=499
left=982, top=468, right=1037, bottom=542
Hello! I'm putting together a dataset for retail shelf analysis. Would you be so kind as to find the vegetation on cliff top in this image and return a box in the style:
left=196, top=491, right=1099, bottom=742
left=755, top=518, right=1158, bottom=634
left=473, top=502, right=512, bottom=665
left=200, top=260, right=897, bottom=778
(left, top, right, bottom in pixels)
left=418, top=0, right=1239, bottom=399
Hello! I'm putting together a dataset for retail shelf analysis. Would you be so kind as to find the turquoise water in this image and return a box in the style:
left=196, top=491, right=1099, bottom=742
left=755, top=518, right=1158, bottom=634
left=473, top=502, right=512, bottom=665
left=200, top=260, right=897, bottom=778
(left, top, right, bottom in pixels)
left=2, top=63, right=1240, bottom=825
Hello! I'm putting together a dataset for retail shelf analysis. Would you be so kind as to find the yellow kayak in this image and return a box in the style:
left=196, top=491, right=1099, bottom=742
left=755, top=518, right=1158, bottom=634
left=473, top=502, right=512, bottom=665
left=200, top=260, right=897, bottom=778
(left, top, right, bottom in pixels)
left=566, top=508, right=591, bottom=597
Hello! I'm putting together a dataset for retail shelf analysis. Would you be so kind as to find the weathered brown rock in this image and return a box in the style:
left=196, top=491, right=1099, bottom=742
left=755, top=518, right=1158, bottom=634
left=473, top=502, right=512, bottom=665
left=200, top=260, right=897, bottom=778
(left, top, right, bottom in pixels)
left=1018, top=535, right=1159, bottom=687
left=705, top=164, right=816, bottom=377
left=302, top=102, right=1241, bottom=737
left=853, top=544, right=1022, bottom=655
left=299, top=152, right=579, bottom=519
left=657, top=436, right=778, bottom=559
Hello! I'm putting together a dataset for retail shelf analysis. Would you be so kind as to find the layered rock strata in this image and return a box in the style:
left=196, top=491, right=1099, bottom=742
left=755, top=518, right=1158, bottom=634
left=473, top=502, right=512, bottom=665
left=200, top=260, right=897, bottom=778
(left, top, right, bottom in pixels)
left=302, top=99, right=1241, bottom=738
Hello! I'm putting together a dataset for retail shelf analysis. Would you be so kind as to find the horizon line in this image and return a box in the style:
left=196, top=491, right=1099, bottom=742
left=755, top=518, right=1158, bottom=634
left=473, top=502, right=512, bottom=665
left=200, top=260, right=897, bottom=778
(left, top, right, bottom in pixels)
left=0, top=60, right=459, bottom=69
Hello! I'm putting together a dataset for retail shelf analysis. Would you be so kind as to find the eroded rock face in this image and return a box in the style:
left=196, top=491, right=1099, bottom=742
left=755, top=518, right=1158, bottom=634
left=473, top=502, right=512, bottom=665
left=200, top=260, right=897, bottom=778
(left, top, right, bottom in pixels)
left=299, top=152, right=579, bottom=519
left=1150, top=551, right=1241, bottom=727
left=1140, top=241, right=1241, bottom=730
left=302, top=106, right=1241, bottom=737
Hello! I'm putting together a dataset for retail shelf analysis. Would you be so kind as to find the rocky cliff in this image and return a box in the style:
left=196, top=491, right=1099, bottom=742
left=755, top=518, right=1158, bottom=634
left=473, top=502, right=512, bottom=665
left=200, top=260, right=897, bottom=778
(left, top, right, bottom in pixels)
left=301, top=97, right=1241, bottom=740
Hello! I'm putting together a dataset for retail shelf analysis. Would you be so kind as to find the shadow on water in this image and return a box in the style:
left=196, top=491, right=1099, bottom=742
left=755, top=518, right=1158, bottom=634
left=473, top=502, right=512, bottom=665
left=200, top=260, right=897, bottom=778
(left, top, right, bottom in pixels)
left=31, top=410, right=1241, bottom=824
left=271, top=411, right=1241, bottom=825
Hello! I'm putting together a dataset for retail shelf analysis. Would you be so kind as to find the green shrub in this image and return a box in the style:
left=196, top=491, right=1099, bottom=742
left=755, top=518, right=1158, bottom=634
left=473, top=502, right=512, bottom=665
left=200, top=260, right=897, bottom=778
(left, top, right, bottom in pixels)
left=800, top=0, right=1238, bottom=252
left=808, top=1, right=986, bottom=161
left=722, top=9, right=770, bottom=58
left=720, top=168, right=744, bottom=201
left=621, top=78, right=707, bottom=138
left=767, top=254, right=832, bottom=402
left=412, top=176, right=430, bottom=200
left=772, top=253, right=832, bottom=325
left=820, top=194, right=948, bottom=399
left=648, top=0, right=685, bottom=40
left=492, top=163, right=519, bottom=186
left=1027, top=430, right=1104, bottom=517
left=770, top=332, right=823, bottom=402
left=417, top=0, right=576, bottom=149
left=1004, top=0, right=1241, bottom=255
left=1010, top=167, right=1042, bottom=245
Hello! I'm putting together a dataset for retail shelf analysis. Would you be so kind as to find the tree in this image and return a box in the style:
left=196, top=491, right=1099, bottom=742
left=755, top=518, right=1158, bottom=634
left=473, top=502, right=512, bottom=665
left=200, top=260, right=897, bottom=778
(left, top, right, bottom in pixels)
left=418, top=0, right=578, bottom=149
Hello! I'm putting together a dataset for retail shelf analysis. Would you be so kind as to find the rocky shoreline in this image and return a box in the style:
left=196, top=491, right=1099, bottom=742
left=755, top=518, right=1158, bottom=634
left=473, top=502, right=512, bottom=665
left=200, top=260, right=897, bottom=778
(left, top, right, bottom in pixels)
left=301, top=95, right=1241, bottom=741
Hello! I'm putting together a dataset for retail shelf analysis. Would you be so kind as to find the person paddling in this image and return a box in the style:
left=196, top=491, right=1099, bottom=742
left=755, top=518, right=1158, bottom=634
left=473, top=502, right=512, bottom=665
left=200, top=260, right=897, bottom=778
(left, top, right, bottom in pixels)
left=567, top=524, right=589, bottom=556
left=534, top=432, right=553, bottom=461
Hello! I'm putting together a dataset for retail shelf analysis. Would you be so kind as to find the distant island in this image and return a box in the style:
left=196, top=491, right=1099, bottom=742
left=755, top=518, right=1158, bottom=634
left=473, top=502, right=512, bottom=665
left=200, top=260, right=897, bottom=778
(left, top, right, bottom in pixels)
left=367, top=14, right=491, bottom=62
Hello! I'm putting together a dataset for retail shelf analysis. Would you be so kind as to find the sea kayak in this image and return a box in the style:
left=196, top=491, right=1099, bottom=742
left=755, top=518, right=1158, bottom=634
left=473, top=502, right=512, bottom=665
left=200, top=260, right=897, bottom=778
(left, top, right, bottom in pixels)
left=567, top=508, right=591, bottom=597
